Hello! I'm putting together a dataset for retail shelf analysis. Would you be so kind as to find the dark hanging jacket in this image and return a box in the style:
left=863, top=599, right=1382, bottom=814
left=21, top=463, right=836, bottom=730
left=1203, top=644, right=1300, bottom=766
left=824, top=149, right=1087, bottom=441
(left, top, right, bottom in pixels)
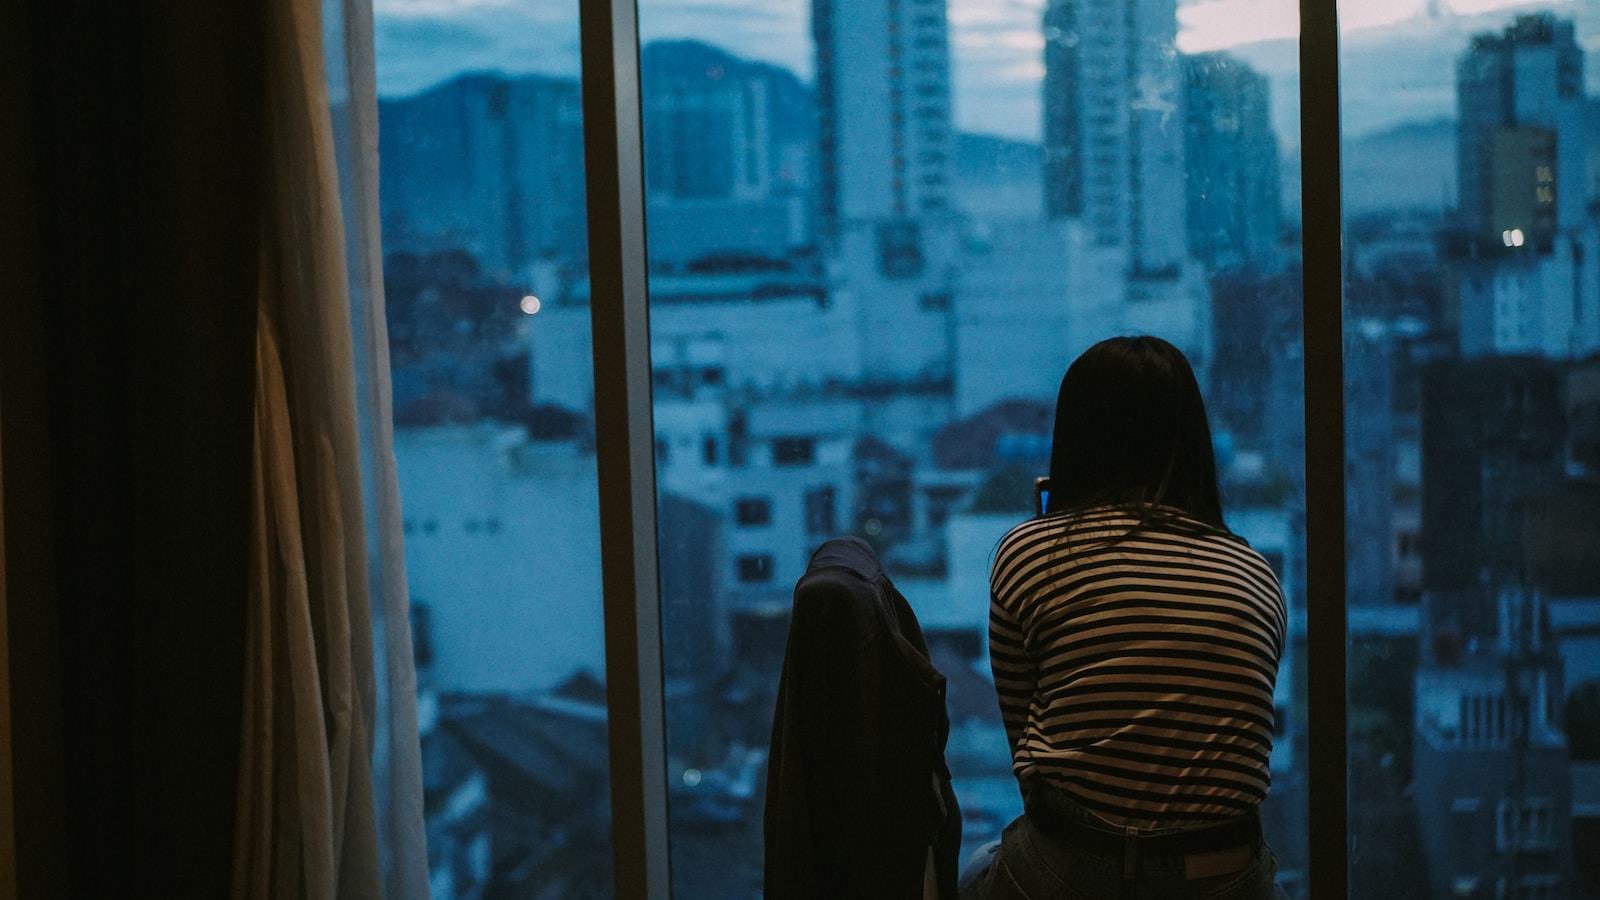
left=763, top=537, right=962, bottom=899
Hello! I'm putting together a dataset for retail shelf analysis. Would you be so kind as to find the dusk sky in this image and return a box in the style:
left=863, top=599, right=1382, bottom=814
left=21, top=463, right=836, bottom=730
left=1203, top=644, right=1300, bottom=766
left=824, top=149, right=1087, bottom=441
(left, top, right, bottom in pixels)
left=372, top=0, right=1593, bottom=140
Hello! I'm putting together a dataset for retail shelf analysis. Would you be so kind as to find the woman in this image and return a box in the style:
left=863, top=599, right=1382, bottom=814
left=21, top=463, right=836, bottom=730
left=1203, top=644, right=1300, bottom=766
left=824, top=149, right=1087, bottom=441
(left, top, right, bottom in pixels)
left=960, top=336, right=1288, bottom=900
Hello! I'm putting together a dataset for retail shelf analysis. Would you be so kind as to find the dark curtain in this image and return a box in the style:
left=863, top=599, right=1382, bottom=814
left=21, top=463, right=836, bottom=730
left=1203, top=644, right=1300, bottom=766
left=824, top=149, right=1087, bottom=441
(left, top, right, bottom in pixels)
left=1, top=0, right=266, bottom=895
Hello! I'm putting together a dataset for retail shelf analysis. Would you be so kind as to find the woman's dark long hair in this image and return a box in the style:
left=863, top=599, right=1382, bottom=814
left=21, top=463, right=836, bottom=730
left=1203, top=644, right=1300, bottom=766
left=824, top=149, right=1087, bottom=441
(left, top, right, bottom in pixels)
left=1045, top=335, right=1227, bottom=531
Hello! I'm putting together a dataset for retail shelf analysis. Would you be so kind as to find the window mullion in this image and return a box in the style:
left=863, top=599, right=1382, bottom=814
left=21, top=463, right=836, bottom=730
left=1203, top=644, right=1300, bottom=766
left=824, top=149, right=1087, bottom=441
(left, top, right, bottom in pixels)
left=1298, top=0, right=1348, bottom=896
left=579, top=0, right=671, bottom=894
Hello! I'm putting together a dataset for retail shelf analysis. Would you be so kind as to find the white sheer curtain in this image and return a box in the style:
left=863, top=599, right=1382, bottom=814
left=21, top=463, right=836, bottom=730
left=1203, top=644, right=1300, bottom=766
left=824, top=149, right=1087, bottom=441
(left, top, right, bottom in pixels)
left=326, top=0, right=431, bottom=896
left=233, top=0, right=429, bottom=896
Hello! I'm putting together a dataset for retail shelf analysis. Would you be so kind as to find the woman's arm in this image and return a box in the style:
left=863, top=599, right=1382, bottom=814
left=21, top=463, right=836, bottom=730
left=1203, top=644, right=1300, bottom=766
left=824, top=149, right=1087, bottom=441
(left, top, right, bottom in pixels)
left=988, top=593, right=1034, bottom=760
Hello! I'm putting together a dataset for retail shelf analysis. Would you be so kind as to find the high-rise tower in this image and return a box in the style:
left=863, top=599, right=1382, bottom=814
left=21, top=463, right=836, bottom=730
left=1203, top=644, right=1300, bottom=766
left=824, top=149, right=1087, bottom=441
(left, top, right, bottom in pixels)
left=812, top=0, right=953, bottom=243
left=1183, top=52, right=1282, bottom=270
left=1450, top=13, right=1599, bottom=360
left=1041, top=0, right=1187, bottom=276
left=1456, top=13, right=1586, bottom=250
left=809, top=0, right=960, bottom=388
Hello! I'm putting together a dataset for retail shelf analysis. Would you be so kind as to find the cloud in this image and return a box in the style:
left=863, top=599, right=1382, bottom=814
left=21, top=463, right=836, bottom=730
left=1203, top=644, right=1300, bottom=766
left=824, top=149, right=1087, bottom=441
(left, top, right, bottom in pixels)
left=953, top=30, right=1044, bottom=52
left=375, top=0, right=518, bottom=14
left=1176, top=0, right=1298, bottom=52
left=375, top=0, right=812, bottom=95
left=948, top=0, right=1040, bottom=30
left=377, top=16, right=496, bottom=56
left=375, top=4, right=582, bottom=95
left=373, top=0, right=1586, bottom=141
left=951, top=81, right=1041, bottom=140
left=639, top=0, right=812, bottom=76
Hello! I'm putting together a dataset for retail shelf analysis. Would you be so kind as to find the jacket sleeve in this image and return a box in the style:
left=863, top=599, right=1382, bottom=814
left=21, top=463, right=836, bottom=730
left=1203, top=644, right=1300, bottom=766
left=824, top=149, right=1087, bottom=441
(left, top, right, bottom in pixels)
left=762, top=581, right=831, bottom=899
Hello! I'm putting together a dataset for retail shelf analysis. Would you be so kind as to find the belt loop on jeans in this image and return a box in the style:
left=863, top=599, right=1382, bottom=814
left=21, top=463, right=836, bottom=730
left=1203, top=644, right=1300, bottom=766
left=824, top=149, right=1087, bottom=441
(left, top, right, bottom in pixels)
left=1122, top=826, right=1137, bottom=881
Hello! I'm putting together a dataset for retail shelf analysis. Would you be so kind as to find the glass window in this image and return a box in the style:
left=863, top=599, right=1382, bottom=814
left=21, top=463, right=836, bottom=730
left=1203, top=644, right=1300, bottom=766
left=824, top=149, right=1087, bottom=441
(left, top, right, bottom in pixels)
left=736, top=554, right=775, bottom=584
left=1342, top=4, right=1599, bottom=897
left=636, top=0, right=1306, bottom=893
left=734, top=496, right=773, bottom=527
left=350, top=0, right=1600, bottom=894
left=771, top=437, right=817, bottom=466
left=370, top=1, right=613, bottom=896
left=804, top=485, right=837, bottom=535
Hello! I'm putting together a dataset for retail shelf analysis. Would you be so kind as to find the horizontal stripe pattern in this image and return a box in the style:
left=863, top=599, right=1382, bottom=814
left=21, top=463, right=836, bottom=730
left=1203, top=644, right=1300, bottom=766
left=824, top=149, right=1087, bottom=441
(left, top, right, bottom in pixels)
left=989, top=506, right=1287, bottom=828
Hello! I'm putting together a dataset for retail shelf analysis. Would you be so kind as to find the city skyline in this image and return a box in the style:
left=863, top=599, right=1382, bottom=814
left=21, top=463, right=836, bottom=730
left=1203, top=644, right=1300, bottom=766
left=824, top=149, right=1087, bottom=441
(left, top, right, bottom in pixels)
left=373, top=2, right=1600, bottom=895
left=372, top=0, right=1589, bottom=143
left=373, top=0, right=1571, bottom=55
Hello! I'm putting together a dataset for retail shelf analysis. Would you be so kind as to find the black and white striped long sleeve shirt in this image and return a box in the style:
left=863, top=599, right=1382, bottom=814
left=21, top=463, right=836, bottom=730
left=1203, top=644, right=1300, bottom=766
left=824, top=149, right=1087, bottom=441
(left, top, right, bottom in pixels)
left=989, top=505, right=1287, bottom=829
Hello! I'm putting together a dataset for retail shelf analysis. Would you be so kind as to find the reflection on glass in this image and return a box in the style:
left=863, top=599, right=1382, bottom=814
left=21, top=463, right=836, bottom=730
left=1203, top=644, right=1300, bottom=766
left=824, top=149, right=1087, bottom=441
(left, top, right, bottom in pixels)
left=636, top=0, right=1306, bottom=895
left=1341, top=4, right=1600, bottom=898
left=371, top=3, right=612, bottom=896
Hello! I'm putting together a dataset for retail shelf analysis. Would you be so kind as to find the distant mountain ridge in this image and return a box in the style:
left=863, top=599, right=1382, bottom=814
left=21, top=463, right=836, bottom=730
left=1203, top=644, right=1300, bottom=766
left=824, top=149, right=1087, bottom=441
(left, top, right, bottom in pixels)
left=639, top=39, right=816, bottom=151
left=377, top=64, right=1462, bottom=229
left=1226, top=6, right=1599, bottom=146
left=381, top=32, right=1492, bottom=230
left=954, top=118, right=1461, bottom=220
left=951, top=132, right=1044, bottom=218
left=1344, top=118, right=1457, bottom=215
left=955, top=132, right=1041, bottom=178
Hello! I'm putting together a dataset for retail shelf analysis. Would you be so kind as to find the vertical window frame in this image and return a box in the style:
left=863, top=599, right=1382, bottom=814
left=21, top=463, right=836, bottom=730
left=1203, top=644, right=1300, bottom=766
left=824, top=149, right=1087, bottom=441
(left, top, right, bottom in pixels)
left=578, top=0, right=671, bottom=893
left=1300, top=0, right=1348, bottom=896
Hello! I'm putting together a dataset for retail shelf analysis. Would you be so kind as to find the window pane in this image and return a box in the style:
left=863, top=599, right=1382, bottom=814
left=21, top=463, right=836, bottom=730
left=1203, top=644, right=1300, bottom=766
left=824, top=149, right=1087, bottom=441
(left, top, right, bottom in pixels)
left=1341, top=4, right=1600, bottom=897
left=636, top=0, right=1307, bottom=894
left=371, top=2, right=613, bottom=896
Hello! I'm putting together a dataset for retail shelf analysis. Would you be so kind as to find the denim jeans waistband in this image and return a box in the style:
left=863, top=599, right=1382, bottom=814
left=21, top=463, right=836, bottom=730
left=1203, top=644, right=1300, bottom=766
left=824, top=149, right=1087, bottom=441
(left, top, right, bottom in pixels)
left=1022, top=780, right=1262, bottom=859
